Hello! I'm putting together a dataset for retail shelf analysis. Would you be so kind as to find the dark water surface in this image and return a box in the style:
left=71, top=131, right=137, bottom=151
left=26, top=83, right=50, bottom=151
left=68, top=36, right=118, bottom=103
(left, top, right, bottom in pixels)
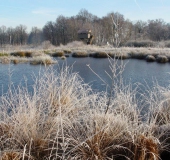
left=0, top=57, right=170, bottom=96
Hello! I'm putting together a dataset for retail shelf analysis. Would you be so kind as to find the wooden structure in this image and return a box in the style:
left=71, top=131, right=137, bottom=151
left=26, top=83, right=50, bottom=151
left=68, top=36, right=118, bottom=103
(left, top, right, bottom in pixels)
left=78, top=29, right=94, bottom=45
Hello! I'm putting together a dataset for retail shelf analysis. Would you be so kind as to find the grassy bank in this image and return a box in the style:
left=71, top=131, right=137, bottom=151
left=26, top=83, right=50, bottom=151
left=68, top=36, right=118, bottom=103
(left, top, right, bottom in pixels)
left=0, top=65, right=170, bottom=160
left=1, top=42, right=170, bottom=64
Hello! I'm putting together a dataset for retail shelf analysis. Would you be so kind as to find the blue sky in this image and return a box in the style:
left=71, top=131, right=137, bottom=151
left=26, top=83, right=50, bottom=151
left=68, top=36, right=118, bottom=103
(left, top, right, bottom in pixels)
left=0, top=0, right=170, bottom=31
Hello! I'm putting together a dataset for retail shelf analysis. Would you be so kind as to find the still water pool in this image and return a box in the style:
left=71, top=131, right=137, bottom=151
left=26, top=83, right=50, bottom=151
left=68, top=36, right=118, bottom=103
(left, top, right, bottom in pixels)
left=0, top=57, right=170, bottom=96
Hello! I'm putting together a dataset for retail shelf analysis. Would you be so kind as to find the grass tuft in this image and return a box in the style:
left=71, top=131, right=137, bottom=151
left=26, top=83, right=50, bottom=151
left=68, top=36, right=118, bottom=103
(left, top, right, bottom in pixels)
left=156, top=55, right=169, bottom=63
left=72, top=51, right=88, bottom=57
left=146, top=55, right=156, bottom=62
left=51, top=51, right=64, bottom=57
left=0, top=53, right=9, bottom=57
left=11, top=51, right=32, bottom=57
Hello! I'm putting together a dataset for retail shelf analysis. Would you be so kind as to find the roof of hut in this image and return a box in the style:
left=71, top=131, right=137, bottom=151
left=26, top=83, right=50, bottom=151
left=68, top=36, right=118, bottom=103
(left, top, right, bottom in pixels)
left=78, top=29, right=91, bottom=34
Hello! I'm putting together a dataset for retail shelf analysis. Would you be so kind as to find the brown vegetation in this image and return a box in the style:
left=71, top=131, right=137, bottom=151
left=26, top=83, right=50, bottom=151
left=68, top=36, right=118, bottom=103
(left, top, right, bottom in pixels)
left=0, top=65, right=170, bottom=159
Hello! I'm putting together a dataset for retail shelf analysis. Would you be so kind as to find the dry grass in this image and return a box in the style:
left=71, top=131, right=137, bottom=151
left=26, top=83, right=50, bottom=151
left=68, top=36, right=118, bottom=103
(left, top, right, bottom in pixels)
left=30, top=55, right=56, bottom=65
left=72, top=51, right=88, bottom=57
left=51, top=51, right=65, bottom=57
left=1, top=43, right=170, bottom=64
left=146, top=55, right=156, bottom=62
left=11, top=51, right=32, bottom=57
left=1, top=51, right=170, bottom=159
left=156, top=55, right=169, bottom=63
left=0, top=66, right=96, bottom=159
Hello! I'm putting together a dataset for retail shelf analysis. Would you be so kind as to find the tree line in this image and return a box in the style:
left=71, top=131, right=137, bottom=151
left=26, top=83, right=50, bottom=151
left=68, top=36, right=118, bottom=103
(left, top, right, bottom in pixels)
left=0, top=9, right=170, bottom=46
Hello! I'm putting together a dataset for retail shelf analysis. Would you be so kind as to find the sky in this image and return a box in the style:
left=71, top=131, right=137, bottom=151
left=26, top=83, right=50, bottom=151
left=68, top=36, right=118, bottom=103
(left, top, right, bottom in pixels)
left=0, top=0, right=170, bottom=31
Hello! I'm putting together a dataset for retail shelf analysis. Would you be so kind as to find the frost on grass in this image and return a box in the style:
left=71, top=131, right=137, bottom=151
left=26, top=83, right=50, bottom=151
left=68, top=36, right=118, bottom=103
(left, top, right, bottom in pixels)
left=0, top=65, right=170, bottom=159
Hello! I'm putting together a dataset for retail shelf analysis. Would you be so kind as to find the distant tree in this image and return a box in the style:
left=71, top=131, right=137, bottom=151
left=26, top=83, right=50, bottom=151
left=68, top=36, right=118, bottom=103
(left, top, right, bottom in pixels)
left=43, top=21, right=57, bottom=45
left=133, top=20, right=148, bottom=40
left=147, top=19, right=169, bottom=41
left=15, top=25, right=28, bottom=45
left=55, top=15, right=68, bottom=45
left=28, top=27, right=43, bottom=46
left=0, top=26, right=7, bottom=46
left=101, top=12, right=132, bottom=46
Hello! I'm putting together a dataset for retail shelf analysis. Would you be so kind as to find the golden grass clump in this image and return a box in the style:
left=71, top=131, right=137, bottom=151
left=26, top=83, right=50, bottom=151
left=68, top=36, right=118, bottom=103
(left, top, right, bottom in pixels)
left=93, top=51, right=109, bottom=58
left=30, top=55, right=56, bottom=65
left=132, top=134, right=159, bottom=160
left=72, top=51, right=88, bottom=57
left=64, top=113, right=131, bottom=160
left=51, top=51, right=64, bottom=57
left=11, top=51, right=32, bottom=57
left=1, top=151, right=22, bottom=160
left=0, top=66, right=95, bottom=159
left=63, top=49, right=72, bottom=54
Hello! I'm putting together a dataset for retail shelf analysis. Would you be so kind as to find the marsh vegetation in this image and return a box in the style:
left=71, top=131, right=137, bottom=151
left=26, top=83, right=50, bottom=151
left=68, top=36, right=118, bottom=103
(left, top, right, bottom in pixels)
left=0, top=58, right=170, bottom=159
left=1, top=41, right=170, bottom=65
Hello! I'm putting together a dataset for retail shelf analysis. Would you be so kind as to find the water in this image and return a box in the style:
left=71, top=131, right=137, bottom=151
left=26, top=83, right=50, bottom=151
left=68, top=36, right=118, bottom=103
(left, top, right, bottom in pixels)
left=0, top=57, right=170, bottom=96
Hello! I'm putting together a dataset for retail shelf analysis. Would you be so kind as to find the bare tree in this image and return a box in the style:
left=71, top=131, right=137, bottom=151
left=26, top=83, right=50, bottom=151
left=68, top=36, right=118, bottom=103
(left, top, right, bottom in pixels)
left=28, top=27, right=43, bottom=46
left=0, top=26, right=7, bottom=46
left=147, top=19, right=169, bottom=41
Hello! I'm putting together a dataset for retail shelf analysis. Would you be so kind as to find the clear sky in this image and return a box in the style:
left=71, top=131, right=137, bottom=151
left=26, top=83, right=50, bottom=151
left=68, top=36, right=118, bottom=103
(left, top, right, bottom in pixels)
left=0, top=0, right=170, bottom=31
